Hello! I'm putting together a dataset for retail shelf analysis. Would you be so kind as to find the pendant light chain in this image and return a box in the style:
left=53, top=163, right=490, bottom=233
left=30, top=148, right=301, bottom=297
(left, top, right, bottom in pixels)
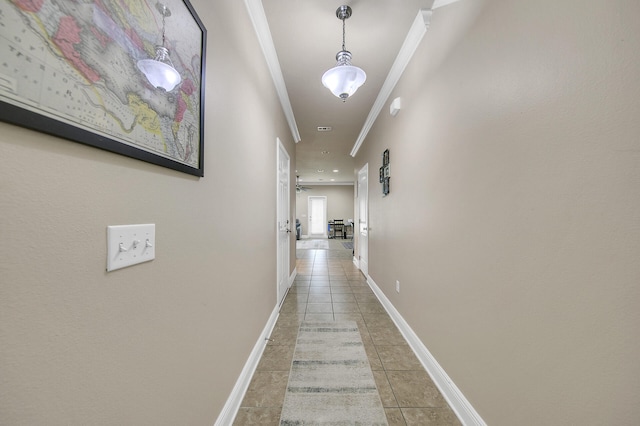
left=342, top=16, right=346, bottom=51
left=161, top=6, right=167, bottom=48
left=137, top=3, right=181, bottom=92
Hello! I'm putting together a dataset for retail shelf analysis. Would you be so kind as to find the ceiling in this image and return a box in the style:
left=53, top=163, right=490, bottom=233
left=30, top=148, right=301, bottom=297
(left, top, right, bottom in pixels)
left=255, top=0, right=438, bottom=185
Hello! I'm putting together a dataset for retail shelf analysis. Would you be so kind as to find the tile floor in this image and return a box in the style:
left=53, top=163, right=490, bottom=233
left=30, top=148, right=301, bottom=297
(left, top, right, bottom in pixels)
left=233, top=239, right=461, bottom=426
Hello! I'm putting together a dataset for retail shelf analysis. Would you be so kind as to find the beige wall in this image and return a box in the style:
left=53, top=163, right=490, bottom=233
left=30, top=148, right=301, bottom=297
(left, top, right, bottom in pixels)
left=296, top=185, right=355, bottom=236
left=354, top=0, right=640, bottom=424
left=0, top=1, right=296, bottom=424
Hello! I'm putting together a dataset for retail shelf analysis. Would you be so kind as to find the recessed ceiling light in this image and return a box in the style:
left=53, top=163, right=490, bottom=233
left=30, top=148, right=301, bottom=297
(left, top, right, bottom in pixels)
left=333, top=169, right=339, bottom=173
left=317, top=169, right=325, bottom=173
left=317, top=126, right=332, bottom=132
left=330, top=179, right=335, bottom=182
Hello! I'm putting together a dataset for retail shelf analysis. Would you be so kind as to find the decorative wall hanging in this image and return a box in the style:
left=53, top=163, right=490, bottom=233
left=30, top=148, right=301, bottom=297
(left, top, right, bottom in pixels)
left=380, top=149, right=390, bottom=196
left=0, top=0, right=207, bottom=177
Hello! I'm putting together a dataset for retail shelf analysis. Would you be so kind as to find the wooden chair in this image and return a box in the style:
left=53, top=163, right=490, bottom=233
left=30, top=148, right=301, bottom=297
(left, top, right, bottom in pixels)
left=333, top=219, right=344, bottom=239
left=345, top=220, right=354, bottom=239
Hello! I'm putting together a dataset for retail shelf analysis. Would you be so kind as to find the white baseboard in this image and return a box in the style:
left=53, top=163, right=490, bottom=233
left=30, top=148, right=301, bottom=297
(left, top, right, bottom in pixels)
left=214, top=305, right=280, bottom=426
left=215, top=269, right=484, bottom=425
left=215, top=270, right=295, bottom=425
left=366, top=276, right=486, bottom=426
left=289, top=267, right=297, bottom=286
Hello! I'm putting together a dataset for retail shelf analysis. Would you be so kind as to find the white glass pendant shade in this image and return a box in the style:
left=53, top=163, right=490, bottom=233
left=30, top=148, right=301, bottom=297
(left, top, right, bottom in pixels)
left=322, top=6, right=366, bottom=102
left=322, top=50, right=366, bottom=101
left=322, top=64, right=366, bottom=101
left=137, top=46, right=181, bottom=92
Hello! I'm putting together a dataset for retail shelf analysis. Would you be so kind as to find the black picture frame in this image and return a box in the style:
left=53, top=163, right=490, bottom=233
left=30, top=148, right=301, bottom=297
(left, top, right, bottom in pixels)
left=381, top=149, right=390, bottom=196
left=0, top=0, right=207, bottom=177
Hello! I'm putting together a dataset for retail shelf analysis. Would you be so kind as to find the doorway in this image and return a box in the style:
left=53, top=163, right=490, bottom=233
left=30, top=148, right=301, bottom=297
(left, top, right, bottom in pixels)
left=277, top=139, right=290, bottom=306
left=357, top=164, right=369, bottom=276
left=307, top=196, right=327, bottom=239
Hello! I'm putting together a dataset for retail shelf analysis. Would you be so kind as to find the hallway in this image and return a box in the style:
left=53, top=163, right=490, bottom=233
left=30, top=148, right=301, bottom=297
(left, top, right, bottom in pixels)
left=234, top=240, right=461, bottom=425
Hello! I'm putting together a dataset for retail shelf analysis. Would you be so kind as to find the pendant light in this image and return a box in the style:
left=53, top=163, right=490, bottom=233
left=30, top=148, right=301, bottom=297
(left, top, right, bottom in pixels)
left=137, top=3, right=182, bottom=92
left=321, top=5, right=367, bottom=102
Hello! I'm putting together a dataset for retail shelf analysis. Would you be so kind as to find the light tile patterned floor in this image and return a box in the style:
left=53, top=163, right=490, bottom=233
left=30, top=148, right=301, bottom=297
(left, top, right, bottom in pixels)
left=233, top=239, right=461, bottom=426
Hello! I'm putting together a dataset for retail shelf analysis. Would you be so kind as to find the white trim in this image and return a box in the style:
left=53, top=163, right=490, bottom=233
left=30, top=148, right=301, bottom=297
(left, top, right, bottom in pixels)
left=367, top=276, right=487, bottom=426
left=244, top=0, right=301, bottom=143
left=350, top=9, right=432, bottom=157
left=214, top=305, right=280, bottom=426
left=215, top=269, right=294, bottom=425
left=276, top=138, right=291, bottom=306
left=289, top=267, right=297, bottom=287
left=433, top=0, right=463, bottom=9
left=301, top=182, right=355, bottom=186
left=307, top=196, right=328, bottom=239
left=356, top=163, right=369, bottom=276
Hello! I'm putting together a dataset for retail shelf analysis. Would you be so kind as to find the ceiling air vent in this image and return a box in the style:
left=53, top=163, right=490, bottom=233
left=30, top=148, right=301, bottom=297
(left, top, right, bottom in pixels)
left=317, top=126, right=332, bottom=132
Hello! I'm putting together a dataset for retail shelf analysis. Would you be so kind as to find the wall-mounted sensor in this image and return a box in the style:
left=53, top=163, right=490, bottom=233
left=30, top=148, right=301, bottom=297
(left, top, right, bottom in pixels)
left=390, top=97, right=402, bottom=116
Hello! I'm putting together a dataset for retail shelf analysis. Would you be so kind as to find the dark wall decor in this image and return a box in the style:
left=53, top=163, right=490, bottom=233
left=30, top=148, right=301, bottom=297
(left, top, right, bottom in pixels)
left=0, top=0, right=207, bottom=176
left=380, top=149, right=390, bottom=196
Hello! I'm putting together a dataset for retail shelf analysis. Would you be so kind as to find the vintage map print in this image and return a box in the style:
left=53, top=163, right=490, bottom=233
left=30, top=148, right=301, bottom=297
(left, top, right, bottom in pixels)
left=0, top=0, right=206, bottom=176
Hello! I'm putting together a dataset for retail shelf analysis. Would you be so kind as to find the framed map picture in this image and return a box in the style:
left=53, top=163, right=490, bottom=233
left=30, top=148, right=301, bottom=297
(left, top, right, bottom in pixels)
left=0, top=0, right=207, bottom=176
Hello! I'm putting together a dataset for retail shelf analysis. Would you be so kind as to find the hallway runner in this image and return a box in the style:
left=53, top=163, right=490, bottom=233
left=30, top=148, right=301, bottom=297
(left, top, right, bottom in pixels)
left=296, top=239, right=330, bottom=249
left=279, top=321, right=388, bottom=425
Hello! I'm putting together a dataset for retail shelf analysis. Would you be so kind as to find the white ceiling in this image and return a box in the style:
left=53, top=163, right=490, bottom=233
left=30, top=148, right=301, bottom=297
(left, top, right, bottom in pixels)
left=252, top=0, right=441, bottom=184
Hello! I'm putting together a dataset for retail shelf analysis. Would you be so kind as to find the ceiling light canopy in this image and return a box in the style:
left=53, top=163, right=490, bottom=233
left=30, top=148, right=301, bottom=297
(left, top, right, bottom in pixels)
left=321, top=5, right=366, bottom=102
left=137, top=3, right=182, bottom=92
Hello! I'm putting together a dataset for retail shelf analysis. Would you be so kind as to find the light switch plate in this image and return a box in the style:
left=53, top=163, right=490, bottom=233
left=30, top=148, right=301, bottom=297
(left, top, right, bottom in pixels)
left=107, top=224, right=155, bottom=271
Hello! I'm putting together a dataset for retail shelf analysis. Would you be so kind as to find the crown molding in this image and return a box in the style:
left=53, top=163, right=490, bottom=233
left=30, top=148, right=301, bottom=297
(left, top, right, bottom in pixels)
left=244, top=0, right=301, bottom=143
left=349, top=0, right=466, bottom=157
left=350, top=9, right=432, bottom=157
left=433, top=0, right=462, bottom=9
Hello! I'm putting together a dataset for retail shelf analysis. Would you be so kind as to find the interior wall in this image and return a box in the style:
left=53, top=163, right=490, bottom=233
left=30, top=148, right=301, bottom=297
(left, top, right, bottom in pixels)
left=0, top=0, right=296, bottom=424
left=354, top=0, right=640, bottom=424
left=296, top=185, right=355, bottom=236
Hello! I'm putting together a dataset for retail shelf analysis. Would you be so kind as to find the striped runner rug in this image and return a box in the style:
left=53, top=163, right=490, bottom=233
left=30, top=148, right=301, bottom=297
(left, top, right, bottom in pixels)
left=279, top=321, right=388, bottom=425
left=296, top=240, right=330, bottom=250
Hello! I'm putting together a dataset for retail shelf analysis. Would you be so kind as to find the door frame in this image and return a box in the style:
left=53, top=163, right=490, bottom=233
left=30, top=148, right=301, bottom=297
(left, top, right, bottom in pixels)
left=356, top=163, right=369, bottom=276
left=276, top=138, right=291, bottom=306
left=307, top=196, right=328, bottom=239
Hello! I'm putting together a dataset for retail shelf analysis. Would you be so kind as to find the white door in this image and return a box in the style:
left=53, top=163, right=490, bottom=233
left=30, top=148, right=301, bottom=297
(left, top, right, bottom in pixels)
left=277, top=139, right=291, bottom=306
left=308, top=196, right=327, bottom=238
left=357, top=164, right=369, bottom=276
